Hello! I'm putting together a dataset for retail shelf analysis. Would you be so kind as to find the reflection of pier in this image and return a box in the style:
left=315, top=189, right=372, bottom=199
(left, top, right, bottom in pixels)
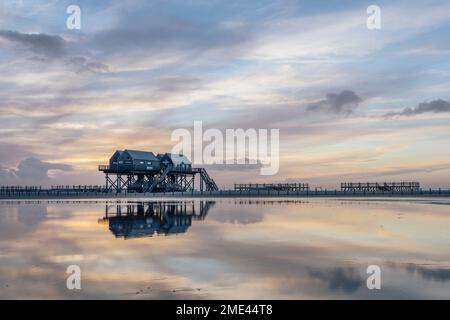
left=98, top=201, right=215, bottom=239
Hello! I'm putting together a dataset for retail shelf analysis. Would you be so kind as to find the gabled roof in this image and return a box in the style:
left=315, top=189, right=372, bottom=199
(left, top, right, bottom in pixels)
left=123, top=150, right=158, bottom=161
left=111, top=150, right=123, bottom=157
left=160, top=153, right=192, bottom=166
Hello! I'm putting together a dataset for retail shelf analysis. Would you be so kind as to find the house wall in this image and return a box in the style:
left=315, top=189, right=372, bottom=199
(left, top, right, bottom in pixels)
left=109, top=151, right=123, bottom=167
left=108, top=150, right=164, bottom=172
left=132, top=159, right=160, bottom=171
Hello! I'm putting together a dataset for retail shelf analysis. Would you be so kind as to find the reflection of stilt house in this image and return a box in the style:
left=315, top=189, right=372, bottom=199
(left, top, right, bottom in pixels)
left=99, top=201, right=215, bottom=239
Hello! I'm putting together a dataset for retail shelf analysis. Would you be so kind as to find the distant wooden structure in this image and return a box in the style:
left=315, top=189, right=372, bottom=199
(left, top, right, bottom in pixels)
left=234, top=183, right=309, bottom=192
left=341, top=182, right=420, bottom=192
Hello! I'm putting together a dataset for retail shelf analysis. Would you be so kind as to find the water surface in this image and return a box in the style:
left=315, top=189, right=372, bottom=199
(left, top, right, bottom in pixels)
left=1, top=198, right=450, bottom=299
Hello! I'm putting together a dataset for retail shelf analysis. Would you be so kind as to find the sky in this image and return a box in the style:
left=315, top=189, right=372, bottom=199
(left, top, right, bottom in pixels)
left=1, top=0, right=450, bottom=188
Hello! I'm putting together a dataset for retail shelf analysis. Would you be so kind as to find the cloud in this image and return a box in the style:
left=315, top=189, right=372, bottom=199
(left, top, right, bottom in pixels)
left=0, top=2, right=449, bottom=189
left=0, top=143, right=34, bottom=166
left=335, top=163, right=450, bottom=180
left=222, top=90, right=364, bottom=130
left=0, top=30, right=65, bottom=57
left=203, top=159, right=264, bottom=172
left=0, top=157, right=72, bottom=186
left=88, top=16, right=253, bottom=67
left=307, top=90, right=363, bottom=115
left=384, top=99, right=450, bottom=118
left=69, top=56, right=110, bottom=74
left=148, top=90, right=364, bottom=132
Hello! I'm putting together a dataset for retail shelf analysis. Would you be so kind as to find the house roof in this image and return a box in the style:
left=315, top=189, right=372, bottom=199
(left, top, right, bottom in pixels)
left=161, top=153, right=192, bottom=166
left=123, top=150, right=158, bottom=161
left=110, top=150, right=123, bottom=160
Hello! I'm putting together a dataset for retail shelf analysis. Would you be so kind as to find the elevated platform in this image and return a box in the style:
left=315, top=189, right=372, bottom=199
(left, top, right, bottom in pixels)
left=98, top=163, right=218, bottom=193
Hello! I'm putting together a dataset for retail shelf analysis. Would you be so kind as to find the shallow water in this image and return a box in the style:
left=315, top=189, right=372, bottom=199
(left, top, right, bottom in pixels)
left=0, top=198, right=450, bottom=299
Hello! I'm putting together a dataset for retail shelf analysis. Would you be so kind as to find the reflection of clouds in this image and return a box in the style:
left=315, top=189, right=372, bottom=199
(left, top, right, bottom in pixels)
left=407, top=264, right=450, bottom=282
left=209, top=200, right=308, bottom=225
left=388, top=262, right=450, bottom=283
left=0, top=263, right=205, bottom=299
left=1, top=199, right=450, bottom=298
left=210, top=207, right=263, bottom=225
left=308, top=267, right=363, bottom=293
left=0, top=202, right=47, bottom=240
left=17, top=202, right=47, bottom=227
left=41, top=237, right=83, bottom=258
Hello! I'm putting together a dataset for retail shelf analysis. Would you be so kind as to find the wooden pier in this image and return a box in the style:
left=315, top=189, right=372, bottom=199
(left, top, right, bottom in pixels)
left=1, top=187, right=450, bottom=200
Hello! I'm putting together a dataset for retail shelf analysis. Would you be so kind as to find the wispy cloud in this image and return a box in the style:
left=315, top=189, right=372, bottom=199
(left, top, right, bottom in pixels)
left=307, top=90, right=362, bottom=115
left=385, top=99, right=450, bottom=118
left=0, top=30, right=65, bottom=57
